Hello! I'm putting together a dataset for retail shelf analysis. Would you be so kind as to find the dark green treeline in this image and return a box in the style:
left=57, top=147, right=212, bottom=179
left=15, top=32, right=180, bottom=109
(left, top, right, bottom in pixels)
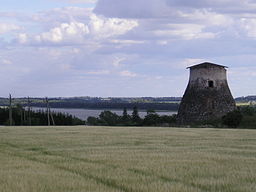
left=0, top=106, right=84, bottom=126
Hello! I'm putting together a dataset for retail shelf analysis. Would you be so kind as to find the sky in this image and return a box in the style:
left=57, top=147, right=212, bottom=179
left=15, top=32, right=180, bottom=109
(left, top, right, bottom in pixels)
left=0, top=0, right=256, bottom=97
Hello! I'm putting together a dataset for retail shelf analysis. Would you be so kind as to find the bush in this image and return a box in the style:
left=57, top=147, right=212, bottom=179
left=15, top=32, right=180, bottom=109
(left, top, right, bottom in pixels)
left=159, top=115, right=177, bottom=125
left=99, top=111, right=120, bottom=126
left=222, top=110, right=243, bottom=128
left=87, top=117, right=99, bottom=125
left=239, top=106, right=256, bottom=116
left=143, top=113, right=160, bottom=126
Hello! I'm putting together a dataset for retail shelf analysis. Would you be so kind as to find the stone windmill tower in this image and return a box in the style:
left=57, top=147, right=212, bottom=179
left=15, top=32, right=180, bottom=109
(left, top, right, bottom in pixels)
left=177, top=62, right=236, bottom=124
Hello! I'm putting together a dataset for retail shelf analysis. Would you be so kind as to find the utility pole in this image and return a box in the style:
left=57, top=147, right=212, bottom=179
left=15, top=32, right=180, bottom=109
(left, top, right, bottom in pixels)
left=20, top=107, right=23, bottom=125
left=27, top=97, right=31, bottom=126
left=50, top=108, right=55, bottom=126
left=46, top=97, right=50, bottom=126
left=45, top=97, right=55, bottom=126
left=23, top=104, right=26, bottom=125
left=9, top=94, right=12, bottom=126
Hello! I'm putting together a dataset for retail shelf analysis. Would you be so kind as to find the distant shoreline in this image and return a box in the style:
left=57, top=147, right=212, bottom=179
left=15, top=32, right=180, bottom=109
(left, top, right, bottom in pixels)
left=30, top=107, right=177, bottom=120
left=31, top=107, right=177, bottom=112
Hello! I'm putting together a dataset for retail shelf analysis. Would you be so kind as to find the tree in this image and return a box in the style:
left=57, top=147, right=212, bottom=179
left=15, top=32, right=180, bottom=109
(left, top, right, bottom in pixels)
left=239, top=106, right=255, bottom=116
left=16, top=104, right=24, bottom=125
left=146, top=109, right=156, bottom=115
left=132, top=106, right=141, bottom=125
left=159, top=114, right=177, bottom=125
left=99, top=111, right=120, bottom=126
left=0, top=106, right=84, bottom=126
left=120, top=107, right=131, bottom=125
left=143, top=113, right=160, bottom=126
left=87, top=117, right=99, bottom=125
left=122, top=107, right=128, bottom=119
left=222, top=110, right=243, bottom=128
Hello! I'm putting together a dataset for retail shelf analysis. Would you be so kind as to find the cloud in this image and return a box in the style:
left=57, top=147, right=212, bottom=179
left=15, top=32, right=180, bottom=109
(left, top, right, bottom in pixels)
left=94, top=0, right=212, bottom=18
left=53, top=0, right=97, bottom=4
left=67, top=0, right=97, bottom=3
left=153, top=24, right=216, bottom=40
left=37, top=22, right=89, bottom=43
left=95, top=0, right=256, bottom=18
left=17, top=10, right=138, bottom=46
left=18, top=33, right=28, bottom=44
left=166, top=0, right=248, bottom=8
left=119, top=70, right=137, bottom=77
left=0, top=58, right=12, bottom=65
left=240, top=18, right=256, bottom=39
left=1, top=1, right=256, bottom=97
left=111, top=57, right=126, bottom=68
left=88, top=14, right=138, bottom=39
left=179, top=9, right=234, bottom=26
left=0, top=23, right=20, bottom=34
left=94, top=0, right=172, bottom=18
left=94, top=0, right=237, bottom=42
left=31, top=7, right=92, bottom=25
left=86, top=70, right=110, bottom=75
left=93, top=0, right=256, bottom=42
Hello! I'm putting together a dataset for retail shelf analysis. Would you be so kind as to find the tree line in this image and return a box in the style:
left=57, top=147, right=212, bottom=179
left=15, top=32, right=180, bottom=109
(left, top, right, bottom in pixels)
left=187, top=105, right=256, bottom=128
left=0, top=105, right=84, bottom=126
left=86, top=105, right=256, bottom=129
left=87, top=106, right=177, bottom=126
left=1, top=102, right=256, bottom=128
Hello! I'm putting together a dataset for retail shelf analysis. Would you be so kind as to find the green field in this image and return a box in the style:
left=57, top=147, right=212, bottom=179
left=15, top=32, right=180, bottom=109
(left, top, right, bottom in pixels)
left=0, top=126, right=256, bottom=192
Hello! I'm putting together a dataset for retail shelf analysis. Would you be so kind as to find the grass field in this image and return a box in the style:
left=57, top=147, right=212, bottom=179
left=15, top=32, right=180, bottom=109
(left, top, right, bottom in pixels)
left=0, top=126, right=256, bottom=192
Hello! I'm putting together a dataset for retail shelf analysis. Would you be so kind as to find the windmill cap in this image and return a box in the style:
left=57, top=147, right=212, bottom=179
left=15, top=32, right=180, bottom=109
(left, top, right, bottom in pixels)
left=187, top=62, right=228, bottom=69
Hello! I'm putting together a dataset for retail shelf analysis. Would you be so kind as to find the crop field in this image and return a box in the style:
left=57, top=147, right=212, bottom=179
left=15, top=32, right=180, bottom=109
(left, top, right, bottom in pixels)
left=0, top=126, right=256, bottom=192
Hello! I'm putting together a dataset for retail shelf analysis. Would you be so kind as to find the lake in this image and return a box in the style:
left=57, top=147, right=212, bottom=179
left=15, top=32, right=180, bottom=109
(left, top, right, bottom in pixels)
left=31, top=107, right=177, bottom=121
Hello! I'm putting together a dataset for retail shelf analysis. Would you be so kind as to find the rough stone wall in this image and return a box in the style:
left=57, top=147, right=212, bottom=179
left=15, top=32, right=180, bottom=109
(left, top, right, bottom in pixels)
left=189, top=66, right=226, bottom=83
left=177, top=65, right=236, bottom=124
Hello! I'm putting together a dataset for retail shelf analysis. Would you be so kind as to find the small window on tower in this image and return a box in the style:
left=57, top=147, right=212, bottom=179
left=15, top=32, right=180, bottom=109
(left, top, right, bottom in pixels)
left=208, top=80, right=214, bottom=88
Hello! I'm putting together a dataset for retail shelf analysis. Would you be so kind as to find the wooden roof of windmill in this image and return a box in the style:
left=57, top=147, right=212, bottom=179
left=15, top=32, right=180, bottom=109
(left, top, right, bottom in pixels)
left=187, top=62, right=228, bottom=69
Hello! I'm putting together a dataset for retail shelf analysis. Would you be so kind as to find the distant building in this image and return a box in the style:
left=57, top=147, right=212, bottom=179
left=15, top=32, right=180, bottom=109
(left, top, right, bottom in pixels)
left=177, top=62, right=236, bottom=124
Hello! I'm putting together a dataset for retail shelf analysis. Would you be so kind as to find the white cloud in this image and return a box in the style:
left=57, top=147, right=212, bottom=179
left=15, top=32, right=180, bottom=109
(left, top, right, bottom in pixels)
left=54, top=0, right=97, bottom=4
left=153, top=24, right=216, bottom=40
left=1, top=59, right=12, bottom=65
left=112, top=57, right=125, bottom=67
left=68, top=0, right=97, bottom=3
left=86, top=70, right=110, bottom=75
left=110, top=39, right=145, bottom=44
left=1, top=0, right=256, bottom=97
left=37, top=22, right=89, bottom=43
left=95, top=0, right=256, bottom=18
left=88, top=14, right=138, bottom=39
left=93, top=0, right=256, bottom=42
left=240, top=18, right=256, bottom=39
left=0, top=23, right=20, bottom=34
left=17, top=11, right=138, bottom=46
left=18, top=33, right=28, bottom=44
left=94, top=1, right=236, bottom=42
left=166, top=0, right=249, bottom=9
left=180, top=9, right=234, bottom=27
left=119, top=70, right=137, bottom=77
